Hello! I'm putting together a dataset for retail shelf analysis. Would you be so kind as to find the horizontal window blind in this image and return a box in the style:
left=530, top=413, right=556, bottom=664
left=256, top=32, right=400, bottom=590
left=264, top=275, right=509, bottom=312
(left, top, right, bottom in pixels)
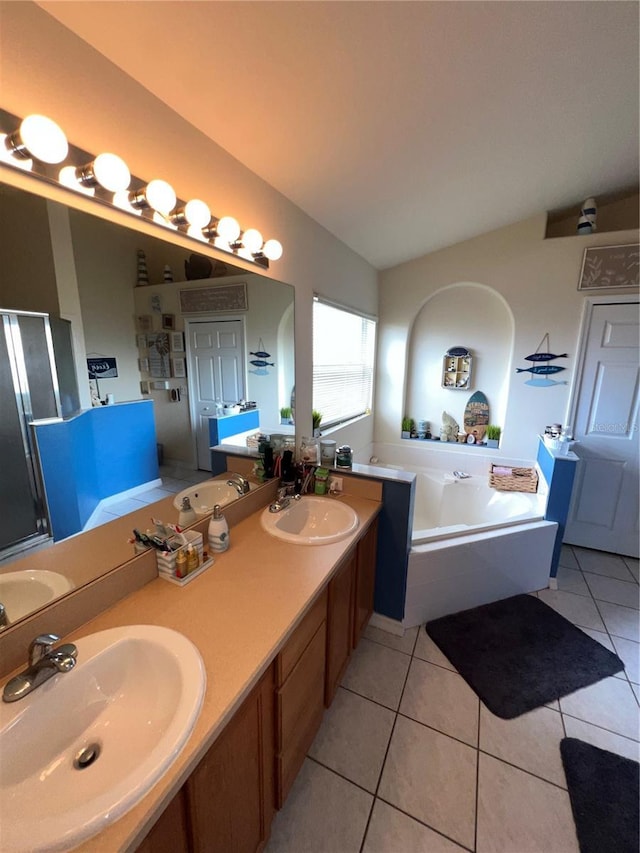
left=313, top=300, right=376, bottom=427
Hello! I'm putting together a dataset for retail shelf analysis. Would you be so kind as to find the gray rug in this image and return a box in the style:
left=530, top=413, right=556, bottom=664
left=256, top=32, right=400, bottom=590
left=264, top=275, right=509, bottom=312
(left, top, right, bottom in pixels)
left=425, top=593, right=624, bottom=718
left=561, top=737, right=639, bottom=853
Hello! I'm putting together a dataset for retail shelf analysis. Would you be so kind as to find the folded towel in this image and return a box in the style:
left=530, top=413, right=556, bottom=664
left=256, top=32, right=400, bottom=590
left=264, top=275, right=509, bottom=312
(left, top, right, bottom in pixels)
left=492, top=466, right=513, bottom=476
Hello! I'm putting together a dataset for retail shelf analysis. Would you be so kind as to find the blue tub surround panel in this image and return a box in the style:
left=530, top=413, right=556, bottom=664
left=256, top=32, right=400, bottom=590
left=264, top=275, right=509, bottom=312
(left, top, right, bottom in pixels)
left=373, top=478, right=415, bottom=621
left=32, top=401, right=159, bottom=540
left=537, top=437, right=579, bottom=578
left=208, top=410, right=261, bottom=450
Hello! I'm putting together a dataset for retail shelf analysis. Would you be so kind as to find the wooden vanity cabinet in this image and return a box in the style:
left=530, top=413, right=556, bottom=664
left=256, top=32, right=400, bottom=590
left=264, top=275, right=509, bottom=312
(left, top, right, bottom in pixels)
left=275, top=589, right=327, bottom=808
left=324, top=549, right=357, bottom=707
left=184, top=664, right=275, bottom=853
left=136, top=787, right=190, bottom=853
left=352, top=518, right=379, bottom=648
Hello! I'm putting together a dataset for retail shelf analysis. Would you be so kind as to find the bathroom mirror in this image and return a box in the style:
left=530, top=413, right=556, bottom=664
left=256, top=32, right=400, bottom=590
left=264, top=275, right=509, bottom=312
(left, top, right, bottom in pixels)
left=0, top=179, right=294, bottom=627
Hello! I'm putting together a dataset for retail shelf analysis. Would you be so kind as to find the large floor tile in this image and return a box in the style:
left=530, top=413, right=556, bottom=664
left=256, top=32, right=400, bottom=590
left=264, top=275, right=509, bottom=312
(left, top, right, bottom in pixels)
left=363, top=623, right=418, bottom=655
left=362, top=799, right=465, bottom=853
left=577, top=626, right=616, bottom=652
left=563, top=716, right=640, bottom=762
left=341, top=638, right=411, bottom=710
left=103, top=496, right=148, bottom=516
left=574, top=547, right=635, bottom=581
left=559, top=545, right=579, bottom=570
left=624, top=556, right=639, bottom=582
left=555, top=566, right=590, bottom=597
left=265, top=759, right=372, bottom=853
left=610, top=635, right=640, bottom=684
left=476, top=753, right=579, bottom=853
left=413, top=627, right=457, bottom=671
left=559, top=675, right=640, bottom=741
left=378, top=715, right=476, bottom=850
left=400, top=658, right=479, bottom=746
left=133, top=486, right=176, bottom=504
left=160, top=476, right=193, bottom=492
left=83, top=510, right=119, bottom=530
left=308, top=688, right=395, bottom=793
left=479, top=705, right=566, bottom=787
left=597, top=600, right=640, bottom=642
left=584, top=573, right=640, bottom=610
left=537, top=588, right=605, bottom=631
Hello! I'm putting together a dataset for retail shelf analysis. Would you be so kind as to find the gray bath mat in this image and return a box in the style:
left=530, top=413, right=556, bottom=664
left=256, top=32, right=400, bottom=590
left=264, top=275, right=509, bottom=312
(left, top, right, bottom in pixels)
left=425, top=594, right=624, bottom=718
left=561, top=738, right=639, bottom=853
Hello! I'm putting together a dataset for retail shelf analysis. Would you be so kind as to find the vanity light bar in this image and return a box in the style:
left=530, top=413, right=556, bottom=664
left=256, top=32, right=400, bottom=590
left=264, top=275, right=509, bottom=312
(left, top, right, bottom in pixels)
left=0, top=109, right=283, bottom=268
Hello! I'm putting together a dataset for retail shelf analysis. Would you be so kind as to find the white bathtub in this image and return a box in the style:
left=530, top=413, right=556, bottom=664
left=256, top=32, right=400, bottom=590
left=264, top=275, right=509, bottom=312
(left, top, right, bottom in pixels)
left=359, top=443, right=556, bottom=628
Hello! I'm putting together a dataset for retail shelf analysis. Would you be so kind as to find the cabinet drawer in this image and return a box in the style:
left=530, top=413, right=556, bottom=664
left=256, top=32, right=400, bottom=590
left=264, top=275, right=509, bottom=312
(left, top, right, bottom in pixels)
left=276, top=588, right=327, bottom=687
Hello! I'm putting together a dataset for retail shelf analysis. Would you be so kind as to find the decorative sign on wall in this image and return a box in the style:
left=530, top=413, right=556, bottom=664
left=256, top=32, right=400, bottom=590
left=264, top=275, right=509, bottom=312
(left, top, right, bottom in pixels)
left=516, top=333, right=569, bottom=387
left=578, top=244, right=639, bottom=291
left=442, top=346, right=472, bottom=389
left=249, top=337, right=274, bottom=376
left=179, top=283, right=248, bottom=314
left=463, top=390, right=489, bottom=441
left=147, top=332, right=171, bottom=378
left=87, top=357, right=118, bottom=379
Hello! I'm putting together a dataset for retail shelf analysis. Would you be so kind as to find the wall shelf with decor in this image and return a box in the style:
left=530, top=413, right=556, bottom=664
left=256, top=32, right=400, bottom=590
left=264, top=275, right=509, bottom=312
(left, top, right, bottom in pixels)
left=442, top=346, right=472, bottom=390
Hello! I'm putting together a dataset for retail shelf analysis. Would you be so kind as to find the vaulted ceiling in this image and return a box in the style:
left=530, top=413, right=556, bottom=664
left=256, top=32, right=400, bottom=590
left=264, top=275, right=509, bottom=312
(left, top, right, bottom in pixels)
left=39, top=1, right=639, bottom=269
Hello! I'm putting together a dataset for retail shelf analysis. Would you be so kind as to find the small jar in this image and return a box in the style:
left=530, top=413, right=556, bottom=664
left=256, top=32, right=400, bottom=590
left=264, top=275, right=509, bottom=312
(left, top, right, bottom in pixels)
left=320, top=439, right=336, bottom=465
left=336, top=445, right=353, bottom=468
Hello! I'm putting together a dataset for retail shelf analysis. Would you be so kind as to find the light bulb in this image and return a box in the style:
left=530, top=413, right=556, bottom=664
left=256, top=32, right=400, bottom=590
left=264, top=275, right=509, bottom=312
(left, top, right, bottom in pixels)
left=92, top=153, right=130, bottom=192
left=213, top=236, right=231, bottom=251
left=263, top=239, right=283, bottom=261
left=184, top=199, right=211, bottom=228
left=153, top=211, right=177, bottom=229
left=0, top=134, right=32, bottom=171
left=187, top=224, right=208, bottom=242
left=145, top=179, right=176, bottom=215
left=19, top=115, right=68, bottom=164
left=59, top=165, right=95, bottom=195
left=242, top=228, right=263, bottom=254
left=113, top=189, right=142, bottom=215
left=216, top=216, right=240, bottom=243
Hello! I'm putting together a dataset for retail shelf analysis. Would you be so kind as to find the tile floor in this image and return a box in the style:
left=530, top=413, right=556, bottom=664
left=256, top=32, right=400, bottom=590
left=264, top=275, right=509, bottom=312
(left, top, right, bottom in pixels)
left=266, top=545, right=640, bottom=853
left=83, top=463, right=211, bottom=530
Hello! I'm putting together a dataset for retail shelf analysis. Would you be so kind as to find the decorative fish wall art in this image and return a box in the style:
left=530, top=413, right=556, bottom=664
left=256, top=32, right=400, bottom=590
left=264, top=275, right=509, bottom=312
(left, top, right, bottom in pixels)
left=517, top=333, right=569, bottom=389
left=249, top=338, right=274, bottom=375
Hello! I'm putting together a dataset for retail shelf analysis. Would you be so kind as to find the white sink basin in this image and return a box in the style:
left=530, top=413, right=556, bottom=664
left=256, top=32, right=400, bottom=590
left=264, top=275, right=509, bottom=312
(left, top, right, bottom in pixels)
left=261, top=496, right=359, bottom=545
left=0, top=570, right=74, bottom=623
left=173, top=477, right=255, bottom=517
left=0, top=624, right=205, bottom=852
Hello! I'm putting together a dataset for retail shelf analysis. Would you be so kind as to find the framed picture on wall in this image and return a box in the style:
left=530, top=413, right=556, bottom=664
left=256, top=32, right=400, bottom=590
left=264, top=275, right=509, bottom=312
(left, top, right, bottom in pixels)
left=138, top=357, right=150, bottom=373
left=162, top=313, right=175, bottom=330
left=136, top=314, right=153, bottom=332
left=170, top=331, right=185, bottom=352
left=171, top=357, right=186, bottom=379
left=578, top=244, right=639, bottom=290
left=136, top=334, right=148, bottom=350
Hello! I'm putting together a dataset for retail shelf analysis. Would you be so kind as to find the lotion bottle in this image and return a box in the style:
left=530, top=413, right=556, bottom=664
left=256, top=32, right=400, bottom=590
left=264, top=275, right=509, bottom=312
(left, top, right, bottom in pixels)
left=208, top=504, right=229, bottom=553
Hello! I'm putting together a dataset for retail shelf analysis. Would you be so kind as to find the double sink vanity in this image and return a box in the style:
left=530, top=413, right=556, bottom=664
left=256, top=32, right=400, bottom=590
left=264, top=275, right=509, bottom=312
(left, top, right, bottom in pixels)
left=0, top=469, right=381, bottom=852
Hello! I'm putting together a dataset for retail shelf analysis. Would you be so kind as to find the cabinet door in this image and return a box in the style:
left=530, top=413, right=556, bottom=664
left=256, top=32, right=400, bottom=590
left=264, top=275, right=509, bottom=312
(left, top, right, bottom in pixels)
left=353, top=519, right=378, bottom=648
left=136, top=788, right=189, bottom=853
left=325, top=551, right=356, bottom=707
left=276, top=621, right=326, bottom=807
left=186, top=665, right=275, bottom=853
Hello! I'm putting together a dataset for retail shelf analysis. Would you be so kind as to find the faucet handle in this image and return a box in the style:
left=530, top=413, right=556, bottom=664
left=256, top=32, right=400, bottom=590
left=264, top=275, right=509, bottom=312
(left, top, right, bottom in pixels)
left=29, top=633, right=59, bottom=666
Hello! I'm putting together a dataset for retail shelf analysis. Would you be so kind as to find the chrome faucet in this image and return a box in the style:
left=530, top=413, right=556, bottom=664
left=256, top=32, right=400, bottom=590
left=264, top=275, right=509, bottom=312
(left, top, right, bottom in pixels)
left=0, top=603, right=9, bottom=629
left=2, top=633, right=78, bottom=703
left=269, top=487, right=300, bottom=513
left=227, top=473, right=251, bottom=495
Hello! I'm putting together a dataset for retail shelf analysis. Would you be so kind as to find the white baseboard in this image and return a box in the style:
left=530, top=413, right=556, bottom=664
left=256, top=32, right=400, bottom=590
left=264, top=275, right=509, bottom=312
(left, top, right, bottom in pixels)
left=548, top=577, right=558, bottom=590
left=368, top=612, right=406, bottom=637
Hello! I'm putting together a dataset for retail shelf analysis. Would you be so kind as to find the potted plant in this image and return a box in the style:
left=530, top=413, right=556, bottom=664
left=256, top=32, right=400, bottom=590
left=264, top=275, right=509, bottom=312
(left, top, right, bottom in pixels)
left=401, top=416, right=414, bottom=439
left=280, top=406, right=293, bottom=425
left=312, top=410, right=323, bottom=437
left=486, top=424, right=501, bottom=448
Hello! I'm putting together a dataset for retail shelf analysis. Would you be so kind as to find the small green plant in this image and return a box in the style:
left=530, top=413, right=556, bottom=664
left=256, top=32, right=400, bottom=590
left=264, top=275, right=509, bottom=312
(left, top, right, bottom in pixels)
left=402, top=416, right=415, bottom=432
left=280, top=406, right=292, bottom=419
left=312, top=410, right=323, bottom=430
left=486, top=424, right=502, bottom=440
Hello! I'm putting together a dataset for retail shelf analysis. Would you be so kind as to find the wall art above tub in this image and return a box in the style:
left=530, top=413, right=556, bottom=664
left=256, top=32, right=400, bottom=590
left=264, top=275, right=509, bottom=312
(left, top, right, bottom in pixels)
left=442, top=346, right=472, bottom=389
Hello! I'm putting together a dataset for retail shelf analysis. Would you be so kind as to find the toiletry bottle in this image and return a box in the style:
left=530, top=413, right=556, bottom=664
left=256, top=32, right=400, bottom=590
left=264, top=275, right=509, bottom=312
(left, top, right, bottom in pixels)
left=178, top=496, right=197, bottom=528
left=175, top=548, right=187, bottom=579
left=208, top=504, right=229, bottom=553
left=186, top=543, right=199, bottom=573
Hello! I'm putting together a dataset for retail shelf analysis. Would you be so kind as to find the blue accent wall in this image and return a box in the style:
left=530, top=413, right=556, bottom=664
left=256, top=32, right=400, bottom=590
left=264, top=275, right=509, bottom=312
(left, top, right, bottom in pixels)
left=537, top=438, right=579, bottom=577
left=208, top=410, right=260, bottom=446
left=33, top=401, right=158, bottom=541
left=374, top=478, right=415, bottom=621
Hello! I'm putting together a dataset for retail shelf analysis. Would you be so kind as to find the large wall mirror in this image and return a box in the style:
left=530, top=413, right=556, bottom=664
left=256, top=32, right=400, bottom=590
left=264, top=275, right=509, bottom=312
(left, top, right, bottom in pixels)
left=0, top=179, right=295, bottom=627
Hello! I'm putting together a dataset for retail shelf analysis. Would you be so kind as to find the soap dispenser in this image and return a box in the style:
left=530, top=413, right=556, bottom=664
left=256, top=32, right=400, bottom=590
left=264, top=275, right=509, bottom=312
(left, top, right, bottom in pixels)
left=178, top=496, right=197, bottom=528
left=208, top=504, right=229, bottom=553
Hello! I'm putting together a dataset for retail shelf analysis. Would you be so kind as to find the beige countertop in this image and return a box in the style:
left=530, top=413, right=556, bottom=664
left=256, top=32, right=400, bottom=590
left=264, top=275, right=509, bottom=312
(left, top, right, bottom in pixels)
left=62, top=491, right=381, bottom=852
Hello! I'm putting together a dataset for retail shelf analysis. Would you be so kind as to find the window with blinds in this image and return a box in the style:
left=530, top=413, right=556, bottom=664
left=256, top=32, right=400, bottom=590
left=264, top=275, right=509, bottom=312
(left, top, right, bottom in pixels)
left=312, top=299, right=376, bottom=428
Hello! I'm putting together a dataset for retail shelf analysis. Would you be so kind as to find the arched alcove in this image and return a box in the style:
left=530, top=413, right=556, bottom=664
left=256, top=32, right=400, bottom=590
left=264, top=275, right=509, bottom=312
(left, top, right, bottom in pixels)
left=405, top=283, right=514, bottom=438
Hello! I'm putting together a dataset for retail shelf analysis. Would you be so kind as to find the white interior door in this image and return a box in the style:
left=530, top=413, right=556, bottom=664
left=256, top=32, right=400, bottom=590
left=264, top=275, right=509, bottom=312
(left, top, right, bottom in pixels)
left=187, top=319, right=245, bottom=470
left=564, top=301, right=639, bottom=557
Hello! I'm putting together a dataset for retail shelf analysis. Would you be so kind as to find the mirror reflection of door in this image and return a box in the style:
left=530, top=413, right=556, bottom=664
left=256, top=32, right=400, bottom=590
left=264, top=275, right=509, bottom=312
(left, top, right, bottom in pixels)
left=187, top=318, right=246, bottom=470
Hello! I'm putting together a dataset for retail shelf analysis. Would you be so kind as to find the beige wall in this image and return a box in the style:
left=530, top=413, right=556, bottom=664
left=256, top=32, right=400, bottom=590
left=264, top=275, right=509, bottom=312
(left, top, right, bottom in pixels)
left=378, top=214, right=639, bottom=459
left=0, top=1, right=378, bottom=448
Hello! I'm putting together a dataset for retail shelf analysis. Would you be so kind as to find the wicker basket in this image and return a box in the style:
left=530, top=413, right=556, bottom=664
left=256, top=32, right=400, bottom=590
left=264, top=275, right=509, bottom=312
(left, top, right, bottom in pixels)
left=489, top=465, right=538, bottom=493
